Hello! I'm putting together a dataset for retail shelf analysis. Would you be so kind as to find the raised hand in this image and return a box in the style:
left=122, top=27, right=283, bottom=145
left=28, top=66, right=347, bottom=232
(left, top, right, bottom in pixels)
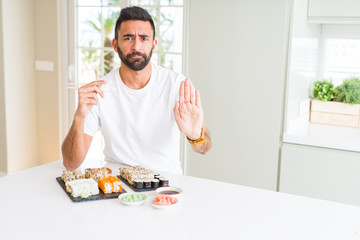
left=173, top=78, right=204, bottom=140
left=76, top=80, right=106, bottom=119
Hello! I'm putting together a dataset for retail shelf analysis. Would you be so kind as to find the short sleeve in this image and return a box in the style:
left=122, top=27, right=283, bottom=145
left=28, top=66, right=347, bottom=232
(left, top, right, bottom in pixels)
left=84, top=105, right=100, bottom=136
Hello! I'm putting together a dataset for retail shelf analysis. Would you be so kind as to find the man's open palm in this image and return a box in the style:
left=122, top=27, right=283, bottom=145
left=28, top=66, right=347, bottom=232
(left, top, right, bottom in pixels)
left=173, top=78, right=203, bottom=140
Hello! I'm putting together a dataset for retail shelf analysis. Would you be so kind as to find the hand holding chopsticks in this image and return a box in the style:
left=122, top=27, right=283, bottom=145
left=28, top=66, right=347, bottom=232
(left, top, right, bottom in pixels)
left=73, top=80, right=107, bottom=119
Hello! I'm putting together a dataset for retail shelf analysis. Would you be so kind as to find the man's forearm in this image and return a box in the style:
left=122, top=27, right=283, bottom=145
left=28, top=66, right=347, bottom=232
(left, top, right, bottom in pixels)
left=61, top=116, right=87, bottom=170
left=190, top=127, right=211, bottom=154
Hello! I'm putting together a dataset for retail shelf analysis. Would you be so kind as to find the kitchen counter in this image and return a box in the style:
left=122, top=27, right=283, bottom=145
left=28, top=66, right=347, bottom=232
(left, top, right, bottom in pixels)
left=1, top=160, right=360, bottom=240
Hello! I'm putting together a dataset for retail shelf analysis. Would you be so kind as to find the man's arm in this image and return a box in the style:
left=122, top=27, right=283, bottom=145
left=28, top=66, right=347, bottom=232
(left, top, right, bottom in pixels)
left=188, top=123, right=211, bottom=154
left=62, top=117, right=93, bottom=170
left=174, top=78, right=212, bottom=154
left=62, top=80, right=105, bottom=170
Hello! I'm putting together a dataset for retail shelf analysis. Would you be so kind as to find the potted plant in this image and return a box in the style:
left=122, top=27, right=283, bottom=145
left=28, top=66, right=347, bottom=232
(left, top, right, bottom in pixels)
left=310, top=77, right=360, bottom=128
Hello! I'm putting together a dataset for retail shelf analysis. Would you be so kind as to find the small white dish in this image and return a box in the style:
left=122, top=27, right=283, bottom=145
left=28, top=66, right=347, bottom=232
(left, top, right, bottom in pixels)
left=155, top=186, right=183, bottom=198
left=118, top=192, right=147, bottom=206
left=151, top=195, right=179, bottom=210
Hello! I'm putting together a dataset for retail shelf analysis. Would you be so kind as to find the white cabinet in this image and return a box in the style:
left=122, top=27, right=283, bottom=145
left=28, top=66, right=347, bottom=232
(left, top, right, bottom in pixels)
left=280, top=143, right=360, bottom=206
left=308, top=0, right=360, bottom=23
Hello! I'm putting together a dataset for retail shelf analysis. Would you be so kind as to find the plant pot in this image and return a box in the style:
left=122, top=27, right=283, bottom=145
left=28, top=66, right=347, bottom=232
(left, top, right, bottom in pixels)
left=310, top=99, right=360, bottom=128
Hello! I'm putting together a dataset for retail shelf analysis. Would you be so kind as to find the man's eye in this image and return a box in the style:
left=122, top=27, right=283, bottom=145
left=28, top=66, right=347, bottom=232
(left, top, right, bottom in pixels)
left=142, top=37, right=148, bottom=41
left=124, top=37, right=132, bottom=40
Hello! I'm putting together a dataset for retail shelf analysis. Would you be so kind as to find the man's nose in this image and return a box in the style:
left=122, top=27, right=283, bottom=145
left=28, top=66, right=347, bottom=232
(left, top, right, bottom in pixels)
left=131, top=37, right=142, bottom=51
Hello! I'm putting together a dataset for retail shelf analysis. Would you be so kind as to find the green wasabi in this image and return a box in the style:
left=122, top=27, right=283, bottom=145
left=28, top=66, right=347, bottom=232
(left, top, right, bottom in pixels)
left=80, top=193, right=89, bottom=199
left=121, top=194, right=146, bottom=202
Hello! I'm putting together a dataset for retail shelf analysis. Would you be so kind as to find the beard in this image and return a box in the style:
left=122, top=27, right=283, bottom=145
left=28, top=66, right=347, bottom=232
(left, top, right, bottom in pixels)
left=117, top=45, right=153, bottom=71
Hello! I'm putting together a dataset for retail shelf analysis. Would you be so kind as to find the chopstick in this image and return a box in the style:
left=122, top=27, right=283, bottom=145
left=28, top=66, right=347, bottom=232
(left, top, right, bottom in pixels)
left=66, top=82, right=117, bottom=86
left=66, top=82, right=117, bottom=94
left=66, top=87, right=117, bottom=94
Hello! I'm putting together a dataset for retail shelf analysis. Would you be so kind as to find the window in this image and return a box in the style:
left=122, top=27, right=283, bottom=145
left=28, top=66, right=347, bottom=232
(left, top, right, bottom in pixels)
left=69, top=0, right=186, bottom=162
left=136, top=0, right=184, bottom=73
left=319, top=25, right=360, bottom=86
left=76, top=0, right=184, bottom=85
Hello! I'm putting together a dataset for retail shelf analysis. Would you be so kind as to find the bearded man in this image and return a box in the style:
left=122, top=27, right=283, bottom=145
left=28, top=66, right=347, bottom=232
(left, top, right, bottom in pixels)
left=62, top=6, right=211, bottom=174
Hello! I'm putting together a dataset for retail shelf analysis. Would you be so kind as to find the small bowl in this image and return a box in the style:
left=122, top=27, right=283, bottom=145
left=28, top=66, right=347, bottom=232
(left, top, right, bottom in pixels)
left=155, top=186, right=183, bottom=198
left=118, top=192, right=147, bottom=206
left=151, top=195, right=179, bottom=210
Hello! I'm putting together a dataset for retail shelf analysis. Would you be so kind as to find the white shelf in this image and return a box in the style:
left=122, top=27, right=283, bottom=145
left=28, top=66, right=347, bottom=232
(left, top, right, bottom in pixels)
left=283, top=122, right=360, bottom=152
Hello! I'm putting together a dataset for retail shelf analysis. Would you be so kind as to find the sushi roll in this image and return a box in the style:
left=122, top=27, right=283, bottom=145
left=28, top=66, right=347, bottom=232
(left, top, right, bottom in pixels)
left=85, top=168, right=112, bottom=182
left=143, top=179, right=151, bottom=188
left=159, top=177, right=169, bottom=187
left=98, top=176, right=122, bottom=194
left=61, top=169, right=85, bottom=183
left=134, top=179, right=144, bottom=189
left=65, top=178, right=99, bottom=198
left=151, top=179, right=159, bottom=188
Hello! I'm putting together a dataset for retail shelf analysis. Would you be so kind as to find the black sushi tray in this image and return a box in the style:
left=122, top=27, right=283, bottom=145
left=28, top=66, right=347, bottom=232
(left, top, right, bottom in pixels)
left=56, top=177, right=126, bottom=203
left=117, top=175, right=165, bottom=192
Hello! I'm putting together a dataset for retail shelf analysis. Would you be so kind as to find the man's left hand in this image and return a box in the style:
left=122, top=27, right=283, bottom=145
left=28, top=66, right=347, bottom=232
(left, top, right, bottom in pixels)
left=173, top=78, right=203, bottom=140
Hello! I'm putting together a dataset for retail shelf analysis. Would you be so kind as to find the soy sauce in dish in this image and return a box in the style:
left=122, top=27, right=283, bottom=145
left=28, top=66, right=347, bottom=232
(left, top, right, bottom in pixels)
left=159, top=190, right=178, bottom=195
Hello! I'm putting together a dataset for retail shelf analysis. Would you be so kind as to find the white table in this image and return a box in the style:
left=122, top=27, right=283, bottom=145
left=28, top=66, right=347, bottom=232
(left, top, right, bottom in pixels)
left=1, top=160, right=360, bottom=240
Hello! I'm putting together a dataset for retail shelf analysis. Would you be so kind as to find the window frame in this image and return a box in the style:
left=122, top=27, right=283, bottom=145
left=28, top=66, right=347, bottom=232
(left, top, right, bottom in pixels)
left=62, top=0, right=189, bottom=172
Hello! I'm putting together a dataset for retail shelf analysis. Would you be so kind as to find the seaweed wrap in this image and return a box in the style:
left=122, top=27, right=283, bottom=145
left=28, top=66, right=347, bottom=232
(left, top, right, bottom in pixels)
left=151, top=179, right=159, bottom=188
left=159, top=178, right=169, bottom=187
left=143, top=179, right=151, bottom=188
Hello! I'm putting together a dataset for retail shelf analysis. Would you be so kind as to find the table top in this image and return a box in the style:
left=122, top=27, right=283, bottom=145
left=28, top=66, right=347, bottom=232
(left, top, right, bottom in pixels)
left=1, top=160, right=360, bottom=240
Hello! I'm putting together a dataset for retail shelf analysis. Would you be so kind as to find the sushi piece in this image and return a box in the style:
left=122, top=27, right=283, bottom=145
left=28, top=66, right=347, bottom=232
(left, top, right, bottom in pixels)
left=85, top=167, right=112, bottom=182
left=119, top=166, right=155, bottom=185
left=61, top=170, right=75, bottom=183
left=65, top=178, right=99, bottom=198
left=151, top=179, right=159, bottom=188
left=143, top=179, right=151, bottom=188
left=159, top=178, right=169, bottom=187
left=98, top=176, right=122, bottom=194
left=109, top=176, right=122, bottom=193
left=73, top=170, right=84, bottom=180
left=118, top=165, right=169, bottom=188
left=98, top=176, right=112, bottom=194
left=134, top=179, right=144, bottom=189
left=61, top=169, right=84, bottom=183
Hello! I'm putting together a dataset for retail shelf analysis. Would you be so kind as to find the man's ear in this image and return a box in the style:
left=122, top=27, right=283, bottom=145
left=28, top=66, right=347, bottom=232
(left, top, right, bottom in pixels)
left=153, top=39, right=157, bottom=50
left=112, top=38, right=118, bottom=53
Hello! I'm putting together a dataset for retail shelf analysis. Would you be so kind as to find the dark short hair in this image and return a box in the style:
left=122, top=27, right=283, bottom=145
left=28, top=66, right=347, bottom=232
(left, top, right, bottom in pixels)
left=114, top=6, right=155, bottom=40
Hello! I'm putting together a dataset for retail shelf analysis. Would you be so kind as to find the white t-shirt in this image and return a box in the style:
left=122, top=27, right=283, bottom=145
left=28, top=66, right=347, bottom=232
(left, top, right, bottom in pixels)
left=84, top=64, right=185, bottom=174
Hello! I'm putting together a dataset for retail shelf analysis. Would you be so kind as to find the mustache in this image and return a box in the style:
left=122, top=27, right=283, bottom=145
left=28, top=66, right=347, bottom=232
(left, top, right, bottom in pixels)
left=127, top=51, right=146, bottom=58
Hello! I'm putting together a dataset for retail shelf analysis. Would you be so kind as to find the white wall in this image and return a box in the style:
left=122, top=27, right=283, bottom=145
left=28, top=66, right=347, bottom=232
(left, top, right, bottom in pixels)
left=1, top=0, right=38, bottom=172
left=34, top=0, right=60, bottom=165
left=0, top=0, right=7, bottom=172
left=186, top=0, right=291, bottom=190
left=0, top=0, right=61, bottom=173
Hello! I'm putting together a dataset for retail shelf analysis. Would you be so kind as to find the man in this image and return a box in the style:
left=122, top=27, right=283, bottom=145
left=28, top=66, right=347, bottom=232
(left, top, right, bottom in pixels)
left=62, top=6, right=211, bottom=174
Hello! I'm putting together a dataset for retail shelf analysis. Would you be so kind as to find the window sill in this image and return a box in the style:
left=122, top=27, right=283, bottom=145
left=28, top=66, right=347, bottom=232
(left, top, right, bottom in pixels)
left=283, top=122, right=360, bottom=152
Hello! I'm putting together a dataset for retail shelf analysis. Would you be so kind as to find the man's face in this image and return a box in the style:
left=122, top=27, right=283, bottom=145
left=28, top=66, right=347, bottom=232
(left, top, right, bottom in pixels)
left=114, top=20, right=156, bottom=71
